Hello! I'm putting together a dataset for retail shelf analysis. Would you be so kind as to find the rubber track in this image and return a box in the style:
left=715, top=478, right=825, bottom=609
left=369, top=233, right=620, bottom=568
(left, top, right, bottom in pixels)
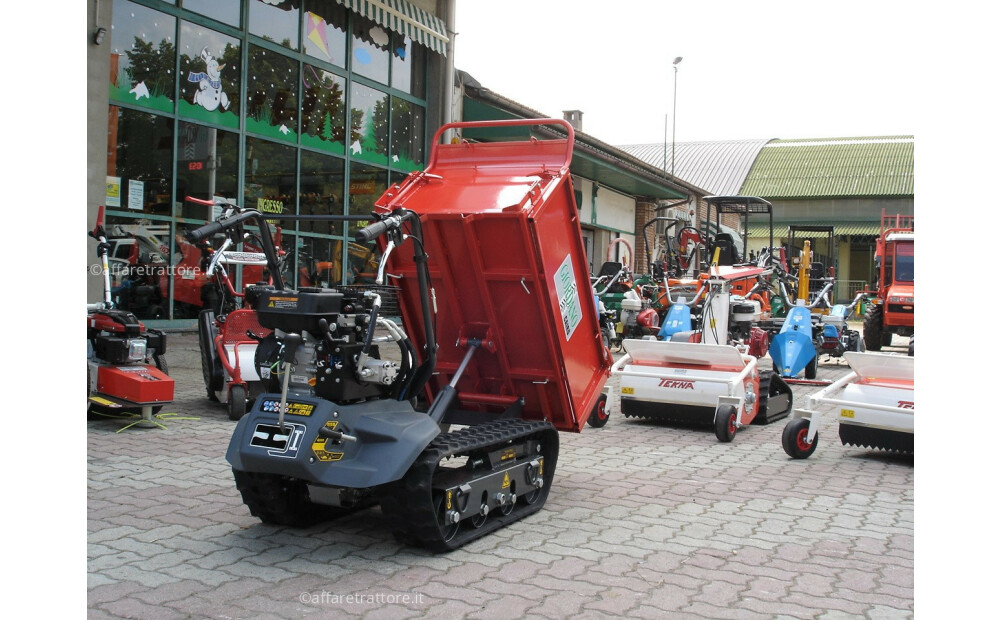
left=380, top=418, right=559, bottom=553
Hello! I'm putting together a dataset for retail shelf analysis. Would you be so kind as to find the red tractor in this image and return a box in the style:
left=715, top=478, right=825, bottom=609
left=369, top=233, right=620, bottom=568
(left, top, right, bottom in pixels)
left=863, top=211, right=914, bottom=354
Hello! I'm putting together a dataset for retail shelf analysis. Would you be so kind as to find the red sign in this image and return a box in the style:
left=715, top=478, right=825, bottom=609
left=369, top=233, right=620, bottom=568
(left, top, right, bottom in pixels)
left=658, top=379, right=695, bottom=390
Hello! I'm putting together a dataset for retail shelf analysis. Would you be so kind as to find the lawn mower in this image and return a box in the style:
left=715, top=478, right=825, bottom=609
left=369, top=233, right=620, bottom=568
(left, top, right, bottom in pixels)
left=189, top=196, right=276, bottom=421
left=781, top=351, right=913, bottom=459
left=87, top=206, right=174, bottom=429
left=612, top=269, right=792, bottom=442
left=187, top=119, right=611, bottom=552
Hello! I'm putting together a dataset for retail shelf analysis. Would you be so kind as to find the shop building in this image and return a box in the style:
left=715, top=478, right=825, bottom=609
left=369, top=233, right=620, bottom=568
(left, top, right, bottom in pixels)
left=87, top=0, right=452, bottom=324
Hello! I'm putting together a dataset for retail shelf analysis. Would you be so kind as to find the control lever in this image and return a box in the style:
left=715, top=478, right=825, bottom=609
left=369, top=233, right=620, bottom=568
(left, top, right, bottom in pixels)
left=276, top=333, right=302, bottom=431
left=318, top=426, right=358, bottom=443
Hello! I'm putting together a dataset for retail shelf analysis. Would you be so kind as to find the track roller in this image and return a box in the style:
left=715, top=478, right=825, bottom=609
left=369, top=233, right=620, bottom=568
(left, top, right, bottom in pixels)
left=380, top=418, right=558, bottom=553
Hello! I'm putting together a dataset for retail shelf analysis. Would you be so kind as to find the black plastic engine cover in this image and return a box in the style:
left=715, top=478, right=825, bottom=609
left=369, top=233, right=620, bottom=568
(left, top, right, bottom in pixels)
left=255, top=287, right=344, bottom=334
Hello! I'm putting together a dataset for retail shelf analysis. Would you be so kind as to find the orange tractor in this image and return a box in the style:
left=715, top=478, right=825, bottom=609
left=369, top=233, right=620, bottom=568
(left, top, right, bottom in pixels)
left=862, top=211, right=914, bottom=355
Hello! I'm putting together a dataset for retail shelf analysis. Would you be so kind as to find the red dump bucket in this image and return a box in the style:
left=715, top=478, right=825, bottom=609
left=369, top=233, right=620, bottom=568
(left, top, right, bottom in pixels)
left=374, top=119, right=611, bottom=432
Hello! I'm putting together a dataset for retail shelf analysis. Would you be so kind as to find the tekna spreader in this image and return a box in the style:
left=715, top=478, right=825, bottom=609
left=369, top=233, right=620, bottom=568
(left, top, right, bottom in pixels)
left=781, top=351, right=913, bottom=459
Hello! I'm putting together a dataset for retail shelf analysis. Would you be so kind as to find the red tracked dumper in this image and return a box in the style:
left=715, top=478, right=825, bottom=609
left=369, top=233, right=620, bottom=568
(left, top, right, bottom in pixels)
left=202, top=119, right=612, bottom=551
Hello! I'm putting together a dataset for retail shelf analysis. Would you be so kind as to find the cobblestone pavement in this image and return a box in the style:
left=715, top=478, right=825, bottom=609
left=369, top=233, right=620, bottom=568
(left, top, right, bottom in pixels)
left=88, top=330, right=913, bottom=619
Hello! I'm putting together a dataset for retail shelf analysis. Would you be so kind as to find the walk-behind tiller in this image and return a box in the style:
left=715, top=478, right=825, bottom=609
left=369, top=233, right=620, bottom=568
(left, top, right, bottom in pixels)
left=186, top=119, right=611, bottom=552
left=612, top=270, right=792, bottom=442
left=766, top=240, right=865, bottom=384
left=781, top=351, right=913, bottom=459
left=189, top=197, right=275, bottom=421
left=87, top=206, right=174, bottom=430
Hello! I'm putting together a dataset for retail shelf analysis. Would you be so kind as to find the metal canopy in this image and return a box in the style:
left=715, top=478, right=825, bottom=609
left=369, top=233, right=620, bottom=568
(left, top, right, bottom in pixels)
left=704, top=196, right=775, bottom=260
left=705, top=195, right=774, bottom=215
left=334, top=0, right=449, bottom=55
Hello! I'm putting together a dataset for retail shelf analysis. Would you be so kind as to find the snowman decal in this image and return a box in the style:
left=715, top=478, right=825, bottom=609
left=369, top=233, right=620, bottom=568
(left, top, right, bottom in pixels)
left=187, top=47, right=230, bottom=112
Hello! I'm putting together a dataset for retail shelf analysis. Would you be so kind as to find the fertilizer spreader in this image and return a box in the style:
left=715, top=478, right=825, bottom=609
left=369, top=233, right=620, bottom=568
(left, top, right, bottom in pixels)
left=781, top=351, right=913, bottom=458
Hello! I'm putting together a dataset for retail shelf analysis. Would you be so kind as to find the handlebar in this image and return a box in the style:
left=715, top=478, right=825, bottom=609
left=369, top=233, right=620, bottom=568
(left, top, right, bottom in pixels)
left=354, top=210, right=415, bottom=244
left=186, top=209, right=285, bottom=290
left=187, top=219, right=228, bottom=243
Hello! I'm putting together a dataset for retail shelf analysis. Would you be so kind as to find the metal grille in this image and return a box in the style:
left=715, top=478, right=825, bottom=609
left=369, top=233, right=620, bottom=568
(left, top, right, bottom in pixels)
left=338, top=284, right=402, bottom=317
left=220, top=309, right=272, bottom=345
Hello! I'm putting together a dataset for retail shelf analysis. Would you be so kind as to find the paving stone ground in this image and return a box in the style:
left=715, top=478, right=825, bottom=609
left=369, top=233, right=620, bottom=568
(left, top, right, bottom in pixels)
left=88, top=328, right=913, bottom=619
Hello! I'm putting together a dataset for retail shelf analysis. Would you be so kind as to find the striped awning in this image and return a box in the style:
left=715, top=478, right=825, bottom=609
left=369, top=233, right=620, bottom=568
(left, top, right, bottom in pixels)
left=336, top=0, right=449, bottom=55
left=746, top=221, right=882, bottom=238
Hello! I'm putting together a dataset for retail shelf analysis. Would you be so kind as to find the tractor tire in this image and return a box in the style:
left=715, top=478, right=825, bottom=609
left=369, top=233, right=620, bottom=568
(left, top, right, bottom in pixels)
left=198, top=309, right=222, bottom=402
left=863, top=305, right=883, bottom=352
left=714, top=405, right=738, bottom=443
left=228, top=385, right=247, bottom=421
left=782, top=418, right=818, bottom=459
left=908, top=336, right=914, bottom=357
left=881, top=329, right=894, bottom=348
left=804, top=355, right=817, bottom=380
left=587, top=393, right=610, bottom=428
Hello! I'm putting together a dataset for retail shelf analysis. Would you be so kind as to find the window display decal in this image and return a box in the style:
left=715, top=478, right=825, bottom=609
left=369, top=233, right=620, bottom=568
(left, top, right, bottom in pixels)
left=349, top=84, right=389, bottom=165
left=129, top=82, right=150, bottom=100
left=305, top=12, right=331, bottom=60
left=178, top=22, right=240, bottom=129
left=301, top=65, right=346, bottom=154
left=109, top=1, right=176, bottom=113
left=187, top=47, right=230, bottom=112
left=247, top=45, right=299, bottom=143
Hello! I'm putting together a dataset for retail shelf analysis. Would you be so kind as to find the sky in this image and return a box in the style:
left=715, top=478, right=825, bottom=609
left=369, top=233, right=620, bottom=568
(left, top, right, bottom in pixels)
left=453, top=0, right=926, bottom=145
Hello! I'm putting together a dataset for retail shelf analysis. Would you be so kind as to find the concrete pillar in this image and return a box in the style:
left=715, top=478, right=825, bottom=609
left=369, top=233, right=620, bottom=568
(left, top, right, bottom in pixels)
left=88, top=0, right=113, bottom=304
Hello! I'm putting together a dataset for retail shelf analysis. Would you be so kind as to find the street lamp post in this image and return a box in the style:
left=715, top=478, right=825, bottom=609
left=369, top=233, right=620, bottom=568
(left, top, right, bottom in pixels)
left=671, top=56, right=682, bottom=176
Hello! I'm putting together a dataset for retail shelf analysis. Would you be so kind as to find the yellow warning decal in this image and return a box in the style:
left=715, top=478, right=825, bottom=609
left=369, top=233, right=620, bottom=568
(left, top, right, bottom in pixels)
left=89, top=396, right=120, bottom=407
left=501, top=471, right=511, bottom=489
left=840, top=409, right=855, bottom=418
left=445, top=490, right=453, bottom=510
left=500, top=448, right=516, bottom=462
left=538, top=457, right=544, bottom=478
left=285, top=402, right=315, bottom=417
left=311, top=421, right=344, bottom=462
left=621, top=387, right=635, bottom=395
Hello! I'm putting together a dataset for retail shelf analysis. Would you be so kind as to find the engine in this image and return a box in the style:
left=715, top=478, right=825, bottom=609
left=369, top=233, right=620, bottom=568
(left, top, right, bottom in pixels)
left=251, top=286, right=406, bottom=405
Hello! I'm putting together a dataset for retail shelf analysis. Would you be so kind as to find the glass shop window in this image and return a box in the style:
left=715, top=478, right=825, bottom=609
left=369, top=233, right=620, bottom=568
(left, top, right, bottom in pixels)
left=302, top=0, right=348, bottom=68
left=299, top=150, right=346, bottom=236
left=351, top=16, right=390, bottom=84
left=301, top=64, right=347, bottom=155
left=390, top=98, right=425, bottom=172
left=347, top=162, right=387, bottom=241
left=349, top=83, right=389, bottom=165
left=178, top=21, right=241, bottom=129
left=247, top=45, right=299, bottom=143
left=107, top=108, right=173, bottom=215
left=249, top=0, right=301, bottom=49
left=295, top=236, right=346, bottom=288
left=109, top=0, right=176, bottom=113
left=181, top=0, right=241, bottom=27
left=245, top=137, right=297, bottom=220
left=391, top=33, right=426, bottom=98
left=174, top=121, right=239, bottom=220
left=103, top=213, right=173, bottom=320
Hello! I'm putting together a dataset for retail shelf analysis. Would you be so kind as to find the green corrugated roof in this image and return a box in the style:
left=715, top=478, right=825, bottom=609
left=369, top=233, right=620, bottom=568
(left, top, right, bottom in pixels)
left=740, top=137, right=913, bottom=198
left=746, top=221, right=882, bottom=238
